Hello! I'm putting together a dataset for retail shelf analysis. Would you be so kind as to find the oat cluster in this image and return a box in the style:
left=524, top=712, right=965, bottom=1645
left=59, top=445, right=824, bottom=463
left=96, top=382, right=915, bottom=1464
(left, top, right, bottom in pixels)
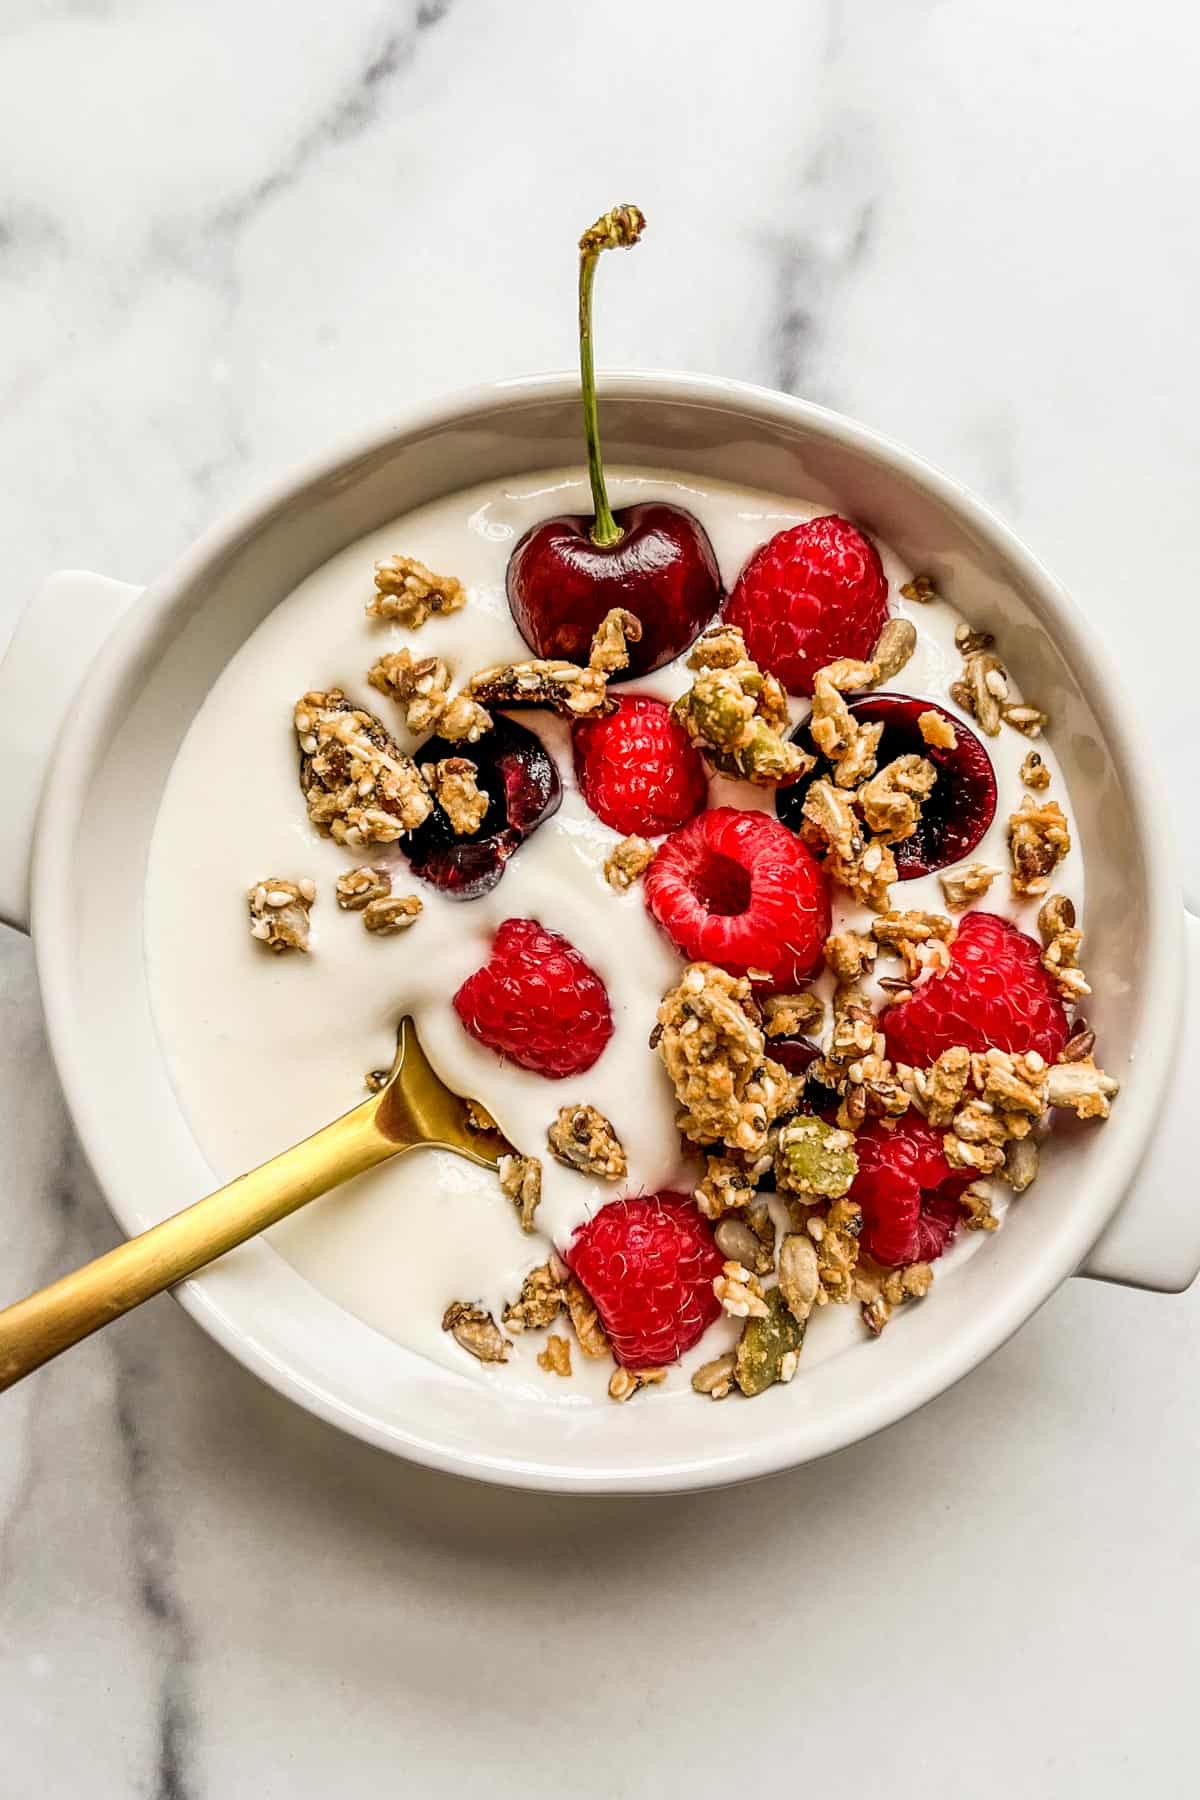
left=672, top=625, right=813, bottom=786
left=651, top=963, right=796, bottom=1156
left=369, top=554, right=465, bottom=629
left=246, top=877, right=316, bottom=954
left=294, top=689, right=433, bottom=847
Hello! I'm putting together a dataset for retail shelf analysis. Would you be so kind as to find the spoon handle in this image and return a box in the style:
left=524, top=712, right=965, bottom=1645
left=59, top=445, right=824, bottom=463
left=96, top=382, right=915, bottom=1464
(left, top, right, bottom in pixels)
left=0, top=1093, right=401, bottom=1391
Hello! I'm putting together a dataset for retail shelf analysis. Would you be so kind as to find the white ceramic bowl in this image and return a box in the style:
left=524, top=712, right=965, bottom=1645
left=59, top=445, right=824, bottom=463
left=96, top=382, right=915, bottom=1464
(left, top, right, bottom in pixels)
left=3, top=373, right=1198, bottom=1493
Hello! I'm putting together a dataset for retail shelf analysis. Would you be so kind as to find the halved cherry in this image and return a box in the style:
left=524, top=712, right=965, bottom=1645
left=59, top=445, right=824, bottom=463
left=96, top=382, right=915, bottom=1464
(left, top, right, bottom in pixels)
left=402, top=715, right=560, bottom=899
left=775, top=694, right=997, bottom=878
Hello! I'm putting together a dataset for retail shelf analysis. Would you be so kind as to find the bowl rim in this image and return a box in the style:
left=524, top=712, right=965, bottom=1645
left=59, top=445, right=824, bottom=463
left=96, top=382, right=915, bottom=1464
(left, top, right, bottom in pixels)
left=29, top=370, right=1183, bottom=1492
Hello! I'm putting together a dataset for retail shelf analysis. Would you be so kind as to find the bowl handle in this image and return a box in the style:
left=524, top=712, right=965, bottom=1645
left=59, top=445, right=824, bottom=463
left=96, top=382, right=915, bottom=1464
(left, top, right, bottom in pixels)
left=1077, top=909, right=1200, bottom=1293
left=0, top=570, right=142, bottom=934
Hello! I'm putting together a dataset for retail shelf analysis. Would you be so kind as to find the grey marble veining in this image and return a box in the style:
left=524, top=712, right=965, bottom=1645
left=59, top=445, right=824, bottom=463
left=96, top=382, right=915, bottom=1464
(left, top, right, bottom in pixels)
left=2, top=1, right=1198, bottom=1793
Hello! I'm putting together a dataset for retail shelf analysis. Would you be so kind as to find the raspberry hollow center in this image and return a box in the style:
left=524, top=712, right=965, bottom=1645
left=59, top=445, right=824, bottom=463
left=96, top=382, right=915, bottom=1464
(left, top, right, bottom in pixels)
left=690, top=850, right=752, bottom=917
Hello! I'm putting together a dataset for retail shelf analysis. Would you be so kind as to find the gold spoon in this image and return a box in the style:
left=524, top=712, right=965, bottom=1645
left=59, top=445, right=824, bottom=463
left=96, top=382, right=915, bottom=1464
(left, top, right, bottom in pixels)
left=0, top=1017, right=513, bottom=1391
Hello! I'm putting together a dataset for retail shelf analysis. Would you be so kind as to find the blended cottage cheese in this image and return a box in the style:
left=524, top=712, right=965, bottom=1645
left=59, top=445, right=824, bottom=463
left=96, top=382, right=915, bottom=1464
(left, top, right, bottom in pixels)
left=144, top=468, right=1082, bottom=1404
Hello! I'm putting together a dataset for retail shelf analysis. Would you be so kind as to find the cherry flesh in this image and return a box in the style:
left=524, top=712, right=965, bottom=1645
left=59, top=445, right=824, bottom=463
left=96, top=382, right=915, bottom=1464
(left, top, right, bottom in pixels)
left=402, top=715, right=560, bottom=899
left=775, top=693, right=997, bottom=878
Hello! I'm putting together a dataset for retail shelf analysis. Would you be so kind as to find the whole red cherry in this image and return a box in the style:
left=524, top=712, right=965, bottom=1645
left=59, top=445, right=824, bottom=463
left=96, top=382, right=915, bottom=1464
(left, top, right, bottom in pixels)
left=506, top=207, right=721, bottom=677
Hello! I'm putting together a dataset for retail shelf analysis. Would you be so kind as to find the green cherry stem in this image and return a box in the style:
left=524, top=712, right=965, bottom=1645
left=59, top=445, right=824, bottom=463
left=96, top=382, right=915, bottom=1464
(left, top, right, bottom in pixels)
left=577, top=204, right=646, bottom=549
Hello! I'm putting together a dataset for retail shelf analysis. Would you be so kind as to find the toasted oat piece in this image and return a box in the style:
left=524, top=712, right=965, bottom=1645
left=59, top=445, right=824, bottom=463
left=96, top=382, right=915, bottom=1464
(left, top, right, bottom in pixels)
left=652, top=963, right=795, bottom=1155
left=918, top=709, right=957, bottom=751
left=871, top=909, right=955, bottom=983
left=809, top=662, right=883, bottom=788
left=335, top=865, right=391, bottom=911
left=762, top=991, right=824, bottom=1038
left=1037, top=893, right=1090, bottom=1001
left=463, top=657, right=612, bottom=718
left=362, top=894, right=422, bottom=935
left=801, top=779, right=896, bottom=911
left=437, top=692, right=493, bottom=744
left=546, top=1106, right=627, bottom=1180
left=1020, top=749, right=1052, bottom=790
left=949, top=623, right=1048, bottom=739
left=498, top=1153, right=543, bottom=1232
left=856, top=1262, right=933, bottom=1336
left=939, top=861, right=999, bottom=910
left=564, top=1276, right=611, bottom=1359
left=1003, top=703, right=1047, bottom=738
left=900, top=574, right=938, bottom=603
left=503, top=1263, right=565, bottom=1332
left=823, top=929, right=877, bottom=984
left=713, top=1260, right=769, bottom=1319
left=367, top=650, right=452, bottom=734
left=1046, top=1056, right=1119, bottom=1120
left=858, top=755, right=937, bottom=845
left=691, top=1352, right=737, bottom=1400
left=369, top=554, right=465, bottom=628
left=442, top=1300, right=510, bottom=1363
left=608, top=1366, right=667, bottom=1403
left=792, top=1196, right=863, bottom=1306
left=294, top=689, right=433, bottom=846
left=604, top=835, right=655, bottom=892
left=960, top=1185, right=1000, bottom=1233
left=246, top=877, right=316, bottom=953
left=537, top=1334, right=573, bottom=1377
left=427, top=757, right=488, bottom=835
left=694, top=1152, right=763, bottom=1220
left=588, top=607, right=642, bottom=674
left=1009, top=795, right=1071, bottom=897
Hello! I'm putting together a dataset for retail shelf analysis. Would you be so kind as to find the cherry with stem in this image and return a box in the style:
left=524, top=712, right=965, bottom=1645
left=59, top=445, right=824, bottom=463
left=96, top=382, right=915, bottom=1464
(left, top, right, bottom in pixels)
left=507, top=205, right=722, bottom=678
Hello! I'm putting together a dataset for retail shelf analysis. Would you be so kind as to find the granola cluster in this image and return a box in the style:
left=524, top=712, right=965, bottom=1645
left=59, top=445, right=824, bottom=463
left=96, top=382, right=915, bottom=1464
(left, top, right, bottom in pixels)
left=672, top=625, right=813, bottom=785
left=294, top=689, right=433, bottom=846
left=246, top=877, right=316, bottom=953
left=650, top=963, right=796, bottom=1156
left=946, top=617, right=1048, bottom=739
left=546, top=1105, right=627, bottom=1180
left=369, top=554, right=465, bottom=628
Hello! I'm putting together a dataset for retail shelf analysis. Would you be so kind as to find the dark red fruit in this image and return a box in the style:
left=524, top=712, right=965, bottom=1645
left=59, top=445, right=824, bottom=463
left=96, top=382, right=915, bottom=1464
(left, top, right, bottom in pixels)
left=572, top=694, right=708, bottom=837
left=767, top=1035, right=820, bottom=1078
left=723, top=514, right=889, bottom=695
left=507, top=503, right=721, bottom=678
left=883, top=911, right=1070, bottom=1067
left=403, top=716, right=560, bottom=899
left=851, top=1115, right=973, bottom=1267
left=565, top=1192, right=723, bottom=1366
left=643, top=807, right=831, bottom=989
left=776, top=693, right=997, bottom=878
left=453, top=917, right=613, bottom=1078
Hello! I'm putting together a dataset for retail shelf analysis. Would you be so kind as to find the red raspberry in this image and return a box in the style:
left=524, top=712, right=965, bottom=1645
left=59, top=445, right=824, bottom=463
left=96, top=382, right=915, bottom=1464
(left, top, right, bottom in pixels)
left=572, top=695, right=708, bottom=837
left=644, top=807, right=830, bottom=988
left=851, top=1115, right=973, bottom=1267
left=565, top=1192, right=723, bottom=1367
left=453, top=918, right=613, bottom=1078
left=724, top=514, right=889, bottom=695
left=883, top=911, right=1069, bottom=1067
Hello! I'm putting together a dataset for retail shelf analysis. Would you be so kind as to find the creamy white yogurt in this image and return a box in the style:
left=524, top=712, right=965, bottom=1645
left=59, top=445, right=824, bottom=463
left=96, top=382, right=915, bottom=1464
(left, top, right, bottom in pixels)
left=144, top=468, right=1081, bottom=1401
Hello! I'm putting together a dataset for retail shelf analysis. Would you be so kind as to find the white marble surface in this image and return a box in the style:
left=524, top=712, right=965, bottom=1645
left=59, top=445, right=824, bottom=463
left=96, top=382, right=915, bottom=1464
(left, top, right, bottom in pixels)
left=1, top=1, right=1198, bottom=1793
